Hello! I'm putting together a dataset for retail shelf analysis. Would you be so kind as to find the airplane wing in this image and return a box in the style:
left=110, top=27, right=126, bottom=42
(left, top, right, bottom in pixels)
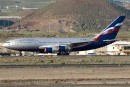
left=39, top=40, right=95, bottom=49
left=39, top=39, right=117, bottom=49
left=69, top=40, right=95, bottom=48
left=70, top=39, right=118, bottom=48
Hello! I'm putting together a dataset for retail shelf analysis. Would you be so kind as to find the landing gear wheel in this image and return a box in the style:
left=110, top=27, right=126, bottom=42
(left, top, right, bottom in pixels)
left=19, top=51, right=22, bottom=56
left=57, top=53, right=61, bottom=55
left=57, top=53, right=69, bottom=55
left=65, top=53, right=69, bottom=55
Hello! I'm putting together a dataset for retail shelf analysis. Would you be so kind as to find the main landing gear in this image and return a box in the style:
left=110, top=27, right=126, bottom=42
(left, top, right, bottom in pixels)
left=57, top=52, right=69, bottom=55
left=19, top=51, right=25, bottom=56
left=19, top=51, right=22, bottom=56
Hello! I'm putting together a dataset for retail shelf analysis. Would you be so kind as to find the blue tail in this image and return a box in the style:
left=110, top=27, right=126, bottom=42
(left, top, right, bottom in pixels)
left=94, top=16, right=126, bottom=41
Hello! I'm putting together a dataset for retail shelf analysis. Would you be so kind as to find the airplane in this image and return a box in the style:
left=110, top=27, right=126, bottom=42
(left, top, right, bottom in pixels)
left=3, top=16, right=126, bottom=55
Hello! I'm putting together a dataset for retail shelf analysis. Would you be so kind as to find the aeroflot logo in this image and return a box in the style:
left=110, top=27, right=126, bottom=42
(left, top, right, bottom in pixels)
left=102, top=23, right=123, bottom=35
left=94, top=22, right=123, bottom=41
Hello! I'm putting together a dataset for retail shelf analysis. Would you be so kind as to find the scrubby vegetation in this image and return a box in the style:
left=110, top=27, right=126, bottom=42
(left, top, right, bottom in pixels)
left=11, top=0, right=130, bottom=34
left=0, top=29, right=95, bottom=42
left=0, top=28, right=130, bottom=42
left=0, top=56, right=130, bottom=65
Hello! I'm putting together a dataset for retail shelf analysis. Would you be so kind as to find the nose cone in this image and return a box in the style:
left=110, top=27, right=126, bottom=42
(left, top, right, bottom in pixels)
left=2, top=43, right=10, bottom=48
left=2, top=41, right=11, bottom=48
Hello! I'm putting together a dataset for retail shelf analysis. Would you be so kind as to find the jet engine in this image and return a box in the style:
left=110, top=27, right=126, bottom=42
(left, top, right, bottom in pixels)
left=39, top=45, right=71, bottom=53
left=58, top=45, right=70, bottom=52
left=44, top=47, right=58, bottom=53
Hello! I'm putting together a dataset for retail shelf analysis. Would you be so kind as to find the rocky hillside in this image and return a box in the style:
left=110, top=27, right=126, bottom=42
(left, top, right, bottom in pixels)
left=10, top=0, right=130, bottom=33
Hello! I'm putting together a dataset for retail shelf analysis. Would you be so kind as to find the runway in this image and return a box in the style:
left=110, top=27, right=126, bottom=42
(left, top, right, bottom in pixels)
left=0, top=64, right=130, bottom=68
left=0, top=56, right=130, bottom=87
left=0, top=84, right=130, bottom=87
left=0, top=64, right=130, bottom=87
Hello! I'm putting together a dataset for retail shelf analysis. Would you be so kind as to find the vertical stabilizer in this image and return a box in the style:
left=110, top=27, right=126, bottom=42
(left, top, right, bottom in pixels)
left=94, top=16, right=126, bottom=41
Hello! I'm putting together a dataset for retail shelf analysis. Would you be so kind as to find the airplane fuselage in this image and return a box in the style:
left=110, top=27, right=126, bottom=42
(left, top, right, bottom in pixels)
left=4, top=37, right=92, bottom=51
left=3, top=37, right=113, bottom=53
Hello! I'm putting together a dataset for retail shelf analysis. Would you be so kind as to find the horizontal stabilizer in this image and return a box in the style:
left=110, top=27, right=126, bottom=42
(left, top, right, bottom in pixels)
left=103, top=39, right=118, bottom=42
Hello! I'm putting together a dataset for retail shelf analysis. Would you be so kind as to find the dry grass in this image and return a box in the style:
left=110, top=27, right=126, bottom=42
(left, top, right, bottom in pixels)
left=0, top=55, right=130, bottom=65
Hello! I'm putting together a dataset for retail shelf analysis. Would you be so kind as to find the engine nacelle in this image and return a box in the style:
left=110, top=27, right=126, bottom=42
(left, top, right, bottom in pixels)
left=58, top=45, right=70, bottom=52
left=39, top=45, right=71, bottom=53
left=44, top=47, right=53, bottom=53
left=44, top=46, right=58, bottom=53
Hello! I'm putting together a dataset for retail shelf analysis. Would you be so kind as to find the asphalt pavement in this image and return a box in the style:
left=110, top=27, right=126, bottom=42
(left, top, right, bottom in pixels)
left=0, top=64, right=130, bottom=68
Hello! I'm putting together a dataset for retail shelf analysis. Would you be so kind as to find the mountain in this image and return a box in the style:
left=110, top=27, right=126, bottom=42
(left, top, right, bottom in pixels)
left=10, top=0, right=130, bottom=33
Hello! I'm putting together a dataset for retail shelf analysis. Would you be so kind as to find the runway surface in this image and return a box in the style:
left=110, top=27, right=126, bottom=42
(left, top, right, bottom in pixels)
left=0, top=64, right=130, bottom=68
left=0, top=64, right=130, bottom=87
left=0, top=84, right=130, bottom=87
left=0, top=57, right=129, bottom=87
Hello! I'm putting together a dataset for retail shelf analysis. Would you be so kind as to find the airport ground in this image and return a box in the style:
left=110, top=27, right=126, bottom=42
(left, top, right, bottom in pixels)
left=0, top=55, right=130, bottom=65
left=0, top=55, right=130, bottom=87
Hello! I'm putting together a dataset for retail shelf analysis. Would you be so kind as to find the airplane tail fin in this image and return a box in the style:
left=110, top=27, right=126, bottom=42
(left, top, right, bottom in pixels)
left=94, top=16, right=126, bottom=41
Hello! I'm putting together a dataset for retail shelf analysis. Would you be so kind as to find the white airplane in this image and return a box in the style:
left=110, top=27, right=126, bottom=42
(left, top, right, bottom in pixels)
left=3, top=16, right=126, bottom=55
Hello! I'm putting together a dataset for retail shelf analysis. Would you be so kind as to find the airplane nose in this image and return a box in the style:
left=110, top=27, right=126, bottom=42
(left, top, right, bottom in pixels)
left=2, top=40, right=14, bottom=48
left=2, top=43, right=9, bottom=48
left=2, top=43, right=6, bottom=47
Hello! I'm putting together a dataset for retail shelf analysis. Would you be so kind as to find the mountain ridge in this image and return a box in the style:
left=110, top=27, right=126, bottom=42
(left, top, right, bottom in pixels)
left=10, top=0, right=130, bottom=33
